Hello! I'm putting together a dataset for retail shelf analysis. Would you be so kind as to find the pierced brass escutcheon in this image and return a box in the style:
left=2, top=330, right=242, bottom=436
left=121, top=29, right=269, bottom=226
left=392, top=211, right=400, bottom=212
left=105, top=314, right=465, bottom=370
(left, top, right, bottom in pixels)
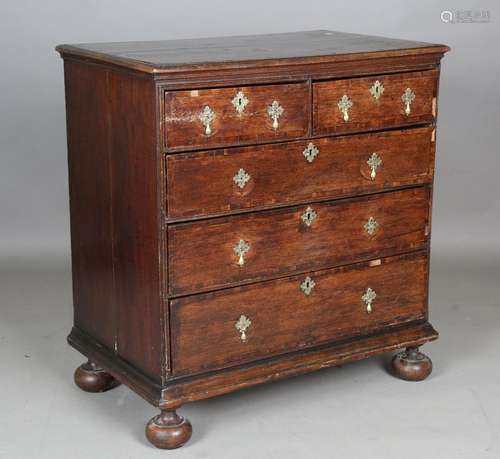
left=235, top=315, right=251, bottom=342
left=369, top=80, right=385, bottom=101
left=362, top=287, right=377, bottom=314
left=367, top=152, right=382, bottom=180
left=338, top=95, right=353, bottom=122
left=267, top=100, right=284, bottom=129
left=401, top=88, right=416, bottom=116
left=198, top=105, right=215, bottom=135
left=233, top=239, right=250, bottom=266
left=364, top=217, right=379, bottom=235
left=301, top=206, right=317, bottom=227
left=303, top=143, right=319, bottom=163
left=233, top=168, right=251, bottom=189
left=232, top=91, right=249, bottom=115
left=300, top=276, right=316, bottom=296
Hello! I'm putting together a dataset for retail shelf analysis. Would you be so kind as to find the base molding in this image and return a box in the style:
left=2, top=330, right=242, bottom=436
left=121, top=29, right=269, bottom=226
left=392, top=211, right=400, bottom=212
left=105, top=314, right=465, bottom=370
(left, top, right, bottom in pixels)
left=69, top=321, right=438, bottom=409
left=68, top=327, right=163, bottom=406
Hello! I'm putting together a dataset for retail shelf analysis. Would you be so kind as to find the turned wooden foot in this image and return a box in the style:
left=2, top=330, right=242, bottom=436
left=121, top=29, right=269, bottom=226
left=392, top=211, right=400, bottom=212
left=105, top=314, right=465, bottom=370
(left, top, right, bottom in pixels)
left=74, top=360, right=120, bottom=392
left=391, top=346, right=432, bottom=381
left=146, top=409, right=192, bottom=449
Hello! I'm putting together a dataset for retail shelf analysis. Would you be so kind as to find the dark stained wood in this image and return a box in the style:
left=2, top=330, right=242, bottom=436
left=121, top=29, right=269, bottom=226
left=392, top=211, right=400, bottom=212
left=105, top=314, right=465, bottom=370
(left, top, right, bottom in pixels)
left=391, top=346, right=433, bottom=381
left=145, top=410, right=192, bottom=449
left=167, top=126, right=434, bottom=220
left=171, top=252, right=428, bottom=376
left=64, top=61, right=116, bottom=350
left=74, top=360, right=120, bottom=392
left=160, top=321, right=438, bottom=408
left=152, top=52, right=446, bottom=88
left=63, top=60, right=164, bottom=383
left=107, top=70, right=165, bottom=381
left=68, top=319, right=438, bottom=410
left=68, top=326, right=164, bottom=406
left=313, top=69, right=438, bottom=135
left=168, top=187, right=430, bottom=296
left=58, top=30, right=448, bottom=448
left=164, top=83, right=309, bottom=150
left=56, top=30, right=449, bottom=75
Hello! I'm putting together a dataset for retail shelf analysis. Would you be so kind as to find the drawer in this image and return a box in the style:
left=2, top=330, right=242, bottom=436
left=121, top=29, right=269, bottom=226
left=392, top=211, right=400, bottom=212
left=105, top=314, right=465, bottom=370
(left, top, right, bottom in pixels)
left=313, top=70, right=438, bottom=135
left=166, top=127, right=434, bottom=219
left=168, top=187, right=430, bottom=295
left=164, top=83, right=309, bottom=150
left=171, top=251, right=428, bottom=376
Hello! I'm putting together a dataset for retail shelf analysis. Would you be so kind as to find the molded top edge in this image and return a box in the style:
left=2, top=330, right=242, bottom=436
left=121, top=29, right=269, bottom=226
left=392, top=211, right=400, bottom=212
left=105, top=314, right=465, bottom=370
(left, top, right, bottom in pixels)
left=56, top=30, right=450, bottom=74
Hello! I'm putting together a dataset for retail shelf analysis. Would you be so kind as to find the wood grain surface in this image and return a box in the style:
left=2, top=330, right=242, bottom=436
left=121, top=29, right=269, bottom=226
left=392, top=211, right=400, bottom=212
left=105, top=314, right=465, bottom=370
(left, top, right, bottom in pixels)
left=63, top=60, right=164, bottom=381
left=168, top=187, right=430, bottom=295
left=171, top=252, right=428, bottom=376
left=56, top=30, right=449, bottom=75
left=164, top=83, right=309, bottom=150
left=58, top=31, right=448, bottom=420
left=166, top=126, right=434, bottom=219
left=313, top=69, right=438, bottom=135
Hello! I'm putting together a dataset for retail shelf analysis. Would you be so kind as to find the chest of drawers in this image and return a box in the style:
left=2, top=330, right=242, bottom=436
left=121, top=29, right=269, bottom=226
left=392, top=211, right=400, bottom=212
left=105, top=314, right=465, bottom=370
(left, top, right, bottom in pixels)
left=57, top=30, right=449, bottom=449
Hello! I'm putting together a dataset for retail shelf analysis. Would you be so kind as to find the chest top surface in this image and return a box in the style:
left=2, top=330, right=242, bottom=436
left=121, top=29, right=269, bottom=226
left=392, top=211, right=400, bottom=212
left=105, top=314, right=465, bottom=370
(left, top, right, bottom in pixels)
left=56, top=29, right=448, bottom=74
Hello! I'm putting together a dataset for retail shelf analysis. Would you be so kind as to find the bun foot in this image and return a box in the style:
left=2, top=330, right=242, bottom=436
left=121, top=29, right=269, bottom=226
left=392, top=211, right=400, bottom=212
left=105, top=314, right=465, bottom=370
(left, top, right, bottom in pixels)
left=146, top=409, right=192, bottom=449
left=74, top=360, right=120, bottom=392
left=391, top=347, right=432, bottom=381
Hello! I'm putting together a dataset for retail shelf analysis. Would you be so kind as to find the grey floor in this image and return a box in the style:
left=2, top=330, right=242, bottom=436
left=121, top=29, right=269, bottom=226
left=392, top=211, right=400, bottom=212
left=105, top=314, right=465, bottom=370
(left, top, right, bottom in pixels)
left=1, top=250, right=499, bottom=459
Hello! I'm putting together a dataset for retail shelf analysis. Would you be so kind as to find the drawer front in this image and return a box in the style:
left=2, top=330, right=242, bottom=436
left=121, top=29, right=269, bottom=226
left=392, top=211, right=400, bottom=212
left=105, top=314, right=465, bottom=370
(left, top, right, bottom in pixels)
left=313, top=70, right=438, bottom=135
left=164, top=83, right=309, bottom=150
left=167, top=127, right=434, bottom=219
left=168, top=187, right=430, bottom=295
left=171, top=252, right=428, bottom=376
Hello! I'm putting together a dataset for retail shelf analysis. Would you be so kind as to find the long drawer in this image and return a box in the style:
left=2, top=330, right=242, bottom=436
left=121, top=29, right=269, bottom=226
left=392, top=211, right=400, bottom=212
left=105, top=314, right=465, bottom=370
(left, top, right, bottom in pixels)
left=168, top=187, right=430, bottom=295
left=164, top=82, right=309, bottom=150
left=313, top=70, right=438, bottom=135
left=171, top=251, right=428, bottom=376
left=166, top=127, right=434, bottom=219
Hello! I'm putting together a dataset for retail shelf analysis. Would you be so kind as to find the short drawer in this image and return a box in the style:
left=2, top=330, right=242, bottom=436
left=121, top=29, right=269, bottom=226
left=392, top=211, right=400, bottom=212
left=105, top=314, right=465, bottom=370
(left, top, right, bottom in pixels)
left=166, top=126, right=434, bottom=219
left=313, top=70, right=438, bottom=135
left=164, top=83, right=309, bottom=150
left=171, top=251, right=428, bottom=376
left=168, top=187, right=430, bottom=295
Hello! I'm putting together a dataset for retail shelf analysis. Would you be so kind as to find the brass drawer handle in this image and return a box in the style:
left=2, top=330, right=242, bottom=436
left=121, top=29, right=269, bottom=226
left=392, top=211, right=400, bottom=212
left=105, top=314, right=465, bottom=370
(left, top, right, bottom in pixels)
left=362, top=287, right=377, bottom=314
left=232, top=91, right=249, bottom=114
left=300, top=276, right=316, bottom=296
left=199, top=105, right=215, bottom=135
left=235, top=314, right=251, bottom=341
left=402, top=88, right=416, bottom=116
left=367, top=152, right=382, bottom=180
left=268, top=100, right=284, bottom=129
left=338, top=95, right=353, bottom=122
left=233, top=168, right=251, bottom=189
left=369, top=80, right=384, bottom=100
left=303, top=143, right=319, bottom=163
left=233, top=239, right=250, bottom=266
left=301, top=206, right=317, bottom=227
left=364, top=217, right=379, bottom=235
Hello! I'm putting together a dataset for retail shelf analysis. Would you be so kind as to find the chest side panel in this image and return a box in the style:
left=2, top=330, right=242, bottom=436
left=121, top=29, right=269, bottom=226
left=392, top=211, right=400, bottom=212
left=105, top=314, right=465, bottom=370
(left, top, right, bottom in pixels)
left=64, top=60, right=164, bottom=382
left=108, top=71, right=164, bottom=382
left=64, top=61, right=116, bottom=350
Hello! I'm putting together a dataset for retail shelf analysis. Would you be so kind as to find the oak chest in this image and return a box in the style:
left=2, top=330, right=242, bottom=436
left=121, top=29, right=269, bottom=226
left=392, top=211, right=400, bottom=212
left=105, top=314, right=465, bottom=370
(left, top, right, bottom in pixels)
left=57, top=30, right=449, bottom=449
